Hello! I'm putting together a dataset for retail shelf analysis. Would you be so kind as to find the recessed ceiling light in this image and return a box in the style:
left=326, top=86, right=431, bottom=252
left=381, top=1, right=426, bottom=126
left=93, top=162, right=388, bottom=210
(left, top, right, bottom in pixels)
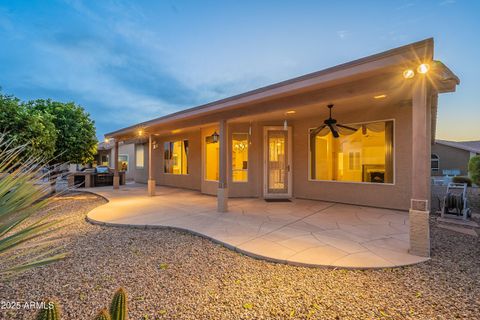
left=285, top=110, right=296, bottom=115
left=373, top=94, right=387, bottom=99
left=417, top=63, right=430, bottom=74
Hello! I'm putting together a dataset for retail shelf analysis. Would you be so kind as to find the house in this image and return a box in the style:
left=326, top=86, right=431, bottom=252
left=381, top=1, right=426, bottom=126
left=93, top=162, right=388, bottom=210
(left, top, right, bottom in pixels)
left=431, top=140, right=480, bottom=176
left=104, top=38, right=459, bottom=257
left=94, top=141, right=135, bottom=181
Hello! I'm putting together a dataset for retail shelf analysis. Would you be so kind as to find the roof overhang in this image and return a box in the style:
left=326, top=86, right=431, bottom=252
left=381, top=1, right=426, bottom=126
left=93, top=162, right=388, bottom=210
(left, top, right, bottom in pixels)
left=106, top=38, right=459, bottom=140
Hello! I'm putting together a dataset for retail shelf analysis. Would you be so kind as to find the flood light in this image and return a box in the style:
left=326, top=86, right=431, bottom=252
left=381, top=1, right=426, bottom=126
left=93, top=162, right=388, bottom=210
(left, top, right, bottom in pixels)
left=417, top=63, right=430, bottom=74
left=403, top=69, right=415, bottom=79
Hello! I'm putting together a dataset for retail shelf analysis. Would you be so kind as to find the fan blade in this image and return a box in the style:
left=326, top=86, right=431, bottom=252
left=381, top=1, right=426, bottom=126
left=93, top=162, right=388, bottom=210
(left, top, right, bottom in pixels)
left=310, top=125, right=326, bottom=136
left=328, top=124, right=340, bottom=138
left=337, top=124, right=358, bottom=132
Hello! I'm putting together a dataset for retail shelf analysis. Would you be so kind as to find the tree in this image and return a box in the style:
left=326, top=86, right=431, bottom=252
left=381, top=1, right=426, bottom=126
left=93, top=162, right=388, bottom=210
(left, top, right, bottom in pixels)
left=0, top=93, right=57, bottom=159
left=469, top=155, right=480, bottom=186
left=28, top=100, right=97, bottom=164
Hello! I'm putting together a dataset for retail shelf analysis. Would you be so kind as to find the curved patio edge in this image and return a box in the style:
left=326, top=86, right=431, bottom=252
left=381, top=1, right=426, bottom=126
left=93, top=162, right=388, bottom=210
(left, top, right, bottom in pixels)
left=81, top=186, right=429, bottom=270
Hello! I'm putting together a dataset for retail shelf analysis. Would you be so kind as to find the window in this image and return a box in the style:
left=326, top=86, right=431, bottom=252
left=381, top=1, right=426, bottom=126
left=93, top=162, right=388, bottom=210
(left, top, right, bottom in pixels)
left=232, top=133, right=248, bottom=182
left=309, top=120, right=394, bottom=183
left=118, top=155, right=128, bottom=172
left=136, top=144, right=145, bottom=168
left=431, top=154, right=439, bottom=172
left=164, top=140, right=188, bottom=174
left=205, top=136, right=219, bottom=181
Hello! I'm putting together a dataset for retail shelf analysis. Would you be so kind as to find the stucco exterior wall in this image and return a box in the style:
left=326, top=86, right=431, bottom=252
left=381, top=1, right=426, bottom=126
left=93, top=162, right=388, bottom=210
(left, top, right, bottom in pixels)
left=104, top=143, right=136, bottom=181
left=291, top=103, right=412, bottom=210
left=150, top=129, right=202, bottom=191
left=431, top=143, right=471, bottom=176
left=131, top=102, right=415, bottom=210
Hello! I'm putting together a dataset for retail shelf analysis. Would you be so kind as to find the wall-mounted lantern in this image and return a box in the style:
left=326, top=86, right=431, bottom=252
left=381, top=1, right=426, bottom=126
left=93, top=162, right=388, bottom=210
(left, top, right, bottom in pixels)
left=211, top=131, right=220, bottom=143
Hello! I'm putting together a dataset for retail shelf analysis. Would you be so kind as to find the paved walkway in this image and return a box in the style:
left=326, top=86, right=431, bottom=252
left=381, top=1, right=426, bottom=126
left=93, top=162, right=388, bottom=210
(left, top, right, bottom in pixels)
left=85, top=184, right=428, bottom=269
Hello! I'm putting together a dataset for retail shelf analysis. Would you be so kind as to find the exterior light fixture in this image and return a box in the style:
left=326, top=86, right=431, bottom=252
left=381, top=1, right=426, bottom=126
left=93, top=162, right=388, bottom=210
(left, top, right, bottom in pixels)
left=211, top=131, right=220, bottom=143
left=373, top=94, right=387, bottom=99
left=403, top=69, right=415, bottom=79
left=137, top=129, right=144, bottom=137
left=104, top=138, right=110, bottom=143
left=417, top=63, right=430, bottom=74
left=285, top=110, right=296, bottom=115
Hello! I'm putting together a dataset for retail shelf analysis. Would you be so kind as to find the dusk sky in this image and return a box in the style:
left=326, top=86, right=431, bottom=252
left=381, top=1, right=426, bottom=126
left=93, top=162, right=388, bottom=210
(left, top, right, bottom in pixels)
left=0, top=0, right=478, bottom=141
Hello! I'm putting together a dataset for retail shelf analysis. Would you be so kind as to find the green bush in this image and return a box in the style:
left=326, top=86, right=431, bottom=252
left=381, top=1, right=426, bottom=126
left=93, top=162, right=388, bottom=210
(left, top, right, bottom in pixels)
left=469, top=156, right=480, bottom=186
left=452, top=176, right=472, bottom=187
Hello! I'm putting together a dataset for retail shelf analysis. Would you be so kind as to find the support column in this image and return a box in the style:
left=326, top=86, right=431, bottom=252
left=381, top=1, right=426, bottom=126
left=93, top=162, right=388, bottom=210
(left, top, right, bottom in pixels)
left=113, top=140, right=120, bottom=189
left=217, top=119, right=228, bottom=212
left=409, top=77, right=431, bottom=257
left=148, top=134, right=156, bottom=196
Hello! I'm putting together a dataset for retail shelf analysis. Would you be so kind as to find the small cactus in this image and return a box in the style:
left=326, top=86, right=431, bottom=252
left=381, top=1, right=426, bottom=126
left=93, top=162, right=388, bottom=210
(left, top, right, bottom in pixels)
left=93, top=308, right=111, bottom=320
left=36, top=300, right=61, bottom=320
left=109, top=288, right=128, bottom=320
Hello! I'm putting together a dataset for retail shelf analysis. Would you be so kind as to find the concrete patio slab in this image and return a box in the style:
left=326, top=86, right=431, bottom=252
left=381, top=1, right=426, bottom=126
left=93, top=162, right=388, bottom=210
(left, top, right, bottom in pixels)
left=85, top=184, right=429, bottom=269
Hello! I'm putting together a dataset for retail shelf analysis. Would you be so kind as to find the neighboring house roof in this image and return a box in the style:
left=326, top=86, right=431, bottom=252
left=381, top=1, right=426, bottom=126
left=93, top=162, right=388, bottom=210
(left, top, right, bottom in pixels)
left=435, top=140, right=480, bottom=154
left=105, top=38, right=459, bottom=140
left=97, top=141, right=114, bottom=151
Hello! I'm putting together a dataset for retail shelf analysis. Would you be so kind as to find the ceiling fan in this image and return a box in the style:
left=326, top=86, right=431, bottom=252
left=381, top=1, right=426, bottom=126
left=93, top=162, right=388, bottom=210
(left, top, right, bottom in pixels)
left=311, top=104, right=357, bottom=138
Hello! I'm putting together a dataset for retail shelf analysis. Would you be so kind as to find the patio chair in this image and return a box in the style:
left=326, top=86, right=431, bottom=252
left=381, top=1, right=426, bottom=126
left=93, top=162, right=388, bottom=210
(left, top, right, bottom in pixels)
left=441, top=182, right=471, bottom=220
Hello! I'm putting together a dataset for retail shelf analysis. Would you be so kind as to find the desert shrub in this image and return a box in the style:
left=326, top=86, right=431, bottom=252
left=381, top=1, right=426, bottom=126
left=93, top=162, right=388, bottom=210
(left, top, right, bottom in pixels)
left=452, top=176, right=472, bottom=187
left=469, top=156, right=480, bottom=186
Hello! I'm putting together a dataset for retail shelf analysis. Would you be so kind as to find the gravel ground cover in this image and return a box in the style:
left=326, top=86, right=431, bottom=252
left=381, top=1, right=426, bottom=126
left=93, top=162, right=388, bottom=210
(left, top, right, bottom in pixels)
left=1, top=193, right=479, bottom=320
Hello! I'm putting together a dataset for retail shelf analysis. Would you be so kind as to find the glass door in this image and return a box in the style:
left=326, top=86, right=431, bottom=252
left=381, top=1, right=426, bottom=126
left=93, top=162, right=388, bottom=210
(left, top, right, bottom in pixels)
left=264, top=127, right=292, bottom=198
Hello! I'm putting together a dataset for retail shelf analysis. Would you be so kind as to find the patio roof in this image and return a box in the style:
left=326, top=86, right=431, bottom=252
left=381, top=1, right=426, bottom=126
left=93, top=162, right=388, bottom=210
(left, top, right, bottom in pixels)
left=105, top=38, right=458, bottom=141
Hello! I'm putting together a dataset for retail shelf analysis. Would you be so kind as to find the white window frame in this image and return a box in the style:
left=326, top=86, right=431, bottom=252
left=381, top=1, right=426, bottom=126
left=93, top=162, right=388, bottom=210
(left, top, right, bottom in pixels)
left=118, top=154, right=129, bottom=172
left=231, top=132, right=249, bottom=183
left=307, top=118, right=396, bottom=185
left=135, top=144, right=145, bottom=169
left=163, top=140, right=189, bottom=175
left=431, top=154, right=440, bottom=172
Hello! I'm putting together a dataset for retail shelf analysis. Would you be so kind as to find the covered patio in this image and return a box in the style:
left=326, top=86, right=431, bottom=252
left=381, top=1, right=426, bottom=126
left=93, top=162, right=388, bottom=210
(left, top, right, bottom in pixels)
left=102, top=39, right=459, bottom=261
left=86, top=184, right=428, bottom=268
